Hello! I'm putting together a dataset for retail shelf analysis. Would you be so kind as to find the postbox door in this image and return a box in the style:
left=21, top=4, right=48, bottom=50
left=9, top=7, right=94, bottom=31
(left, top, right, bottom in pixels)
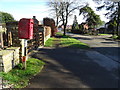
left=18, top=18, right=33, bottom=39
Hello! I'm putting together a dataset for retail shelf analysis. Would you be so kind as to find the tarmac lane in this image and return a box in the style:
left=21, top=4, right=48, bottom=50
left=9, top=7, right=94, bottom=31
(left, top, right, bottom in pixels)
left=67, top=33, right=119, bottom=62
left=26, top=47, right=119, bottom=88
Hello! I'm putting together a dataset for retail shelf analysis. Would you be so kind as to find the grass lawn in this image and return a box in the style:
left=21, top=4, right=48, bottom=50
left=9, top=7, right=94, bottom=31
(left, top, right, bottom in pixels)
left=0, top=58, right=45, bottom=88
left=45, top=32, right=89, bottom=49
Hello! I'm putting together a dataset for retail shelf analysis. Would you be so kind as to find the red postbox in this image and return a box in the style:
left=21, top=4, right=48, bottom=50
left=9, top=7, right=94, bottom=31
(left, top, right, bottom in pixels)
left=18, top=18, right=34, bottom=39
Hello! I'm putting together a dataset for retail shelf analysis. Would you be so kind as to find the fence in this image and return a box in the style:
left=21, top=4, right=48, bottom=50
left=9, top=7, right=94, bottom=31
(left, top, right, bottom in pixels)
left=27, top=24, right=45, bottom=53
left=0, top=23, right=6, bottom=48
left=3, top=21, right=51, bottom=53
left=0, top=21, right=51, bottom=73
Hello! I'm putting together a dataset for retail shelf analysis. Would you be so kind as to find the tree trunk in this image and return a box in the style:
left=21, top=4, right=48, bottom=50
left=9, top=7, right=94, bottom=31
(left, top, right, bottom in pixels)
left=63, top=19, right=66, bottom=36
left=56, top=16, right=59, bottom=26
left=63, top=4, right=69, bottom=36
left=63, top=19, right=67, bottom=36
left=62, top=13, right=65, bottom=36
left=64, top=15, right=68, bottom=36
left=63, top=25, right=66, bottom=36
left=117, top=2, right=120, bottom=38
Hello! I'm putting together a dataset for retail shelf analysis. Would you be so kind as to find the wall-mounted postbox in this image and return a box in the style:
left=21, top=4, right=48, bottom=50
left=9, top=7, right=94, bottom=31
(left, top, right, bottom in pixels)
left=18, top=18, right=34, bottom=39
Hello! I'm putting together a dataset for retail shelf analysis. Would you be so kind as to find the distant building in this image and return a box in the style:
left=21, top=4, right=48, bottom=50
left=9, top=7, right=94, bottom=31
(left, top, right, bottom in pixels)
left=66, top=25, right=72, bottom=30
left=81, top=22, right=89, bottom=30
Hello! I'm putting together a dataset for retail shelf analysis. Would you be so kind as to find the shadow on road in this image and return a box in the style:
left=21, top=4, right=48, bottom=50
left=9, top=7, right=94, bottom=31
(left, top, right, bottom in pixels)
left=28, top=45, right=119, bottom=88
left=101, top=41, right=117, bottom=44
left=71, top=37, right=93, bottom=40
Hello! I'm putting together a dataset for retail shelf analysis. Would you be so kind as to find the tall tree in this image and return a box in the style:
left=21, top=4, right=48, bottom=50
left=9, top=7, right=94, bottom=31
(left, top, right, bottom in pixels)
left=94, top=0, right=120, bottom=37
left=49, top=0, right=85, bottom=35
left=0, top=11, right=15, bottom=23
left=79, top=5, right=103, bottom=29
left=72, top=15, right=79, bottom=30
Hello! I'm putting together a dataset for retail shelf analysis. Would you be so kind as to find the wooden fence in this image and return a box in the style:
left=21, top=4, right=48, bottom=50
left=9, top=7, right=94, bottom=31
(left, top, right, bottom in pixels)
left=1, top=21, right=51, bottom=58
left=0, top=19, right=51, bottom=73
left=27, top=24, right=45, bottom=53
left=0, top=24, right=6, bottom=48
left=6, top=22, right=20, bottom=47
left=4, top=22, right=51, bottom=50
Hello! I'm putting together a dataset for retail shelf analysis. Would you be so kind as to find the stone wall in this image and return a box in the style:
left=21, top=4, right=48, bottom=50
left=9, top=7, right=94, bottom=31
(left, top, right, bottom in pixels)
left=0, top=47, right=20, bottom=73
left=44, top=26, right=51, bottom=44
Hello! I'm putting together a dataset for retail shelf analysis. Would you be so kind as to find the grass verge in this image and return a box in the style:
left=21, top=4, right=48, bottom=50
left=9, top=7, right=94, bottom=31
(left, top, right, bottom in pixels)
left=56, top=32, right=63, bottom=36
left=44, top=37, right=54, bottom=47
left=111, top=35, right=118, bottom=39
left=0, top=58, right=45, bottom=88
left=56, top=32, right=89, bottom=49
left=45, top=32, right=89, bottom=49
left=60, top=37, right=89, bottom=49
left=98, top=34, right=111, bottom=35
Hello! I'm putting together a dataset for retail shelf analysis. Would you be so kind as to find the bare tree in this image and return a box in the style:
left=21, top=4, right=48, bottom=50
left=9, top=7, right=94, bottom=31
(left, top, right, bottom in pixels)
left=49, top=0, right=85, bottom=35
left=48, top=1, right=61, bottom=26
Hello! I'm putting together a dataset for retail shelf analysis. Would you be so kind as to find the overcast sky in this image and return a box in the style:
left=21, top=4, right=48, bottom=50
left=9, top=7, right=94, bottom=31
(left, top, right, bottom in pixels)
left=0, top=0, right=117, bottom=25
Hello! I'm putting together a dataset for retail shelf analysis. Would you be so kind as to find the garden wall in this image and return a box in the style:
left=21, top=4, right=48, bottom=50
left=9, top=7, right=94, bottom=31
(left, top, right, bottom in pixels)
left=0, top=47, right=20, bottom=73
left=44, top=26, right=51, bottom=44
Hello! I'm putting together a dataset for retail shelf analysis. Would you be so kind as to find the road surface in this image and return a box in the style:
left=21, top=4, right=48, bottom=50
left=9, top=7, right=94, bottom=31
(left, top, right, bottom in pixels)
left=67, top=33, right=119, bottom=63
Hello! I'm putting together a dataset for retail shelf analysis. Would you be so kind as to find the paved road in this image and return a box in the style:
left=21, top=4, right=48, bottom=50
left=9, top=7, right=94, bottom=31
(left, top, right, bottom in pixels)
left=67, top=33, right=120, bottom=63
left=26, top=45, right=119, bottom=88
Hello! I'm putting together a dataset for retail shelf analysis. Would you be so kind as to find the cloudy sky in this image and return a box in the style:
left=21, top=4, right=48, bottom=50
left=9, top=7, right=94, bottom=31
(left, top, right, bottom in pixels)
left=0, top=0, right=116, bottom=25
